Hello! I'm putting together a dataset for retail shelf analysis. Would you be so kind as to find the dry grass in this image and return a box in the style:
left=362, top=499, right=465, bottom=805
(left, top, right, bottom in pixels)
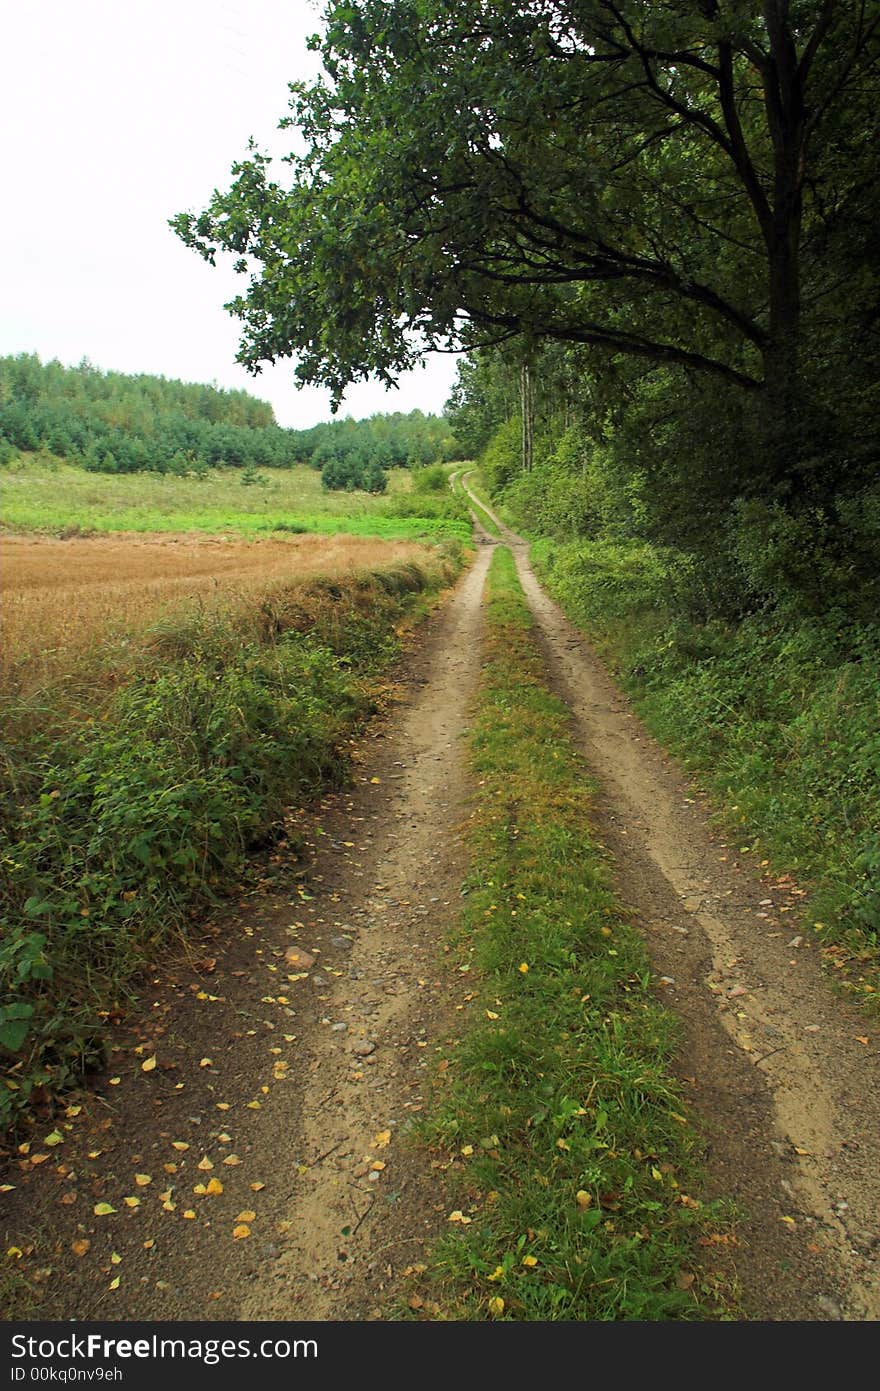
left=1, top=531, right=434, bottom=697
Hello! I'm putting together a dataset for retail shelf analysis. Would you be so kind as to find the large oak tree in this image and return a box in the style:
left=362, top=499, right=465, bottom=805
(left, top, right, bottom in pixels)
left=173, top=1, right=879, bottom=492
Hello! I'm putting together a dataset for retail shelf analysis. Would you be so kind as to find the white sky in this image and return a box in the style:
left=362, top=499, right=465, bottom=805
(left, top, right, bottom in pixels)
left=0, top=0, right=459, bottom=428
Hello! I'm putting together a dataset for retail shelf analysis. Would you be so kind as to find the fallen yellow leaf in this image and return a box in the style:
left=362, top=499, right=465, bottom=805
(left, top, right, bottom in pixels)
left=71, top=1239, right=90, bottom=1257
left=236, top=1210, right=256, bottom=1223
left=232, top=1224, right=251, bottom=1240
left=488, top=1296, right=505, bottom=1317
left=374, top=1130, right=392, bottom=1148
left=205, top=1178, right=224, bottom=1196
left=134, top=1174, right=152, bottom=1187
left=123, top=1196, right=141, bottom=1209
left=141, top=1056, right=157, bottom=1073
left=196, top=1156, right=214, bottom=1171
left=94, top=1202, right=116, bottom=1216
left=182, top=1210, right=196, bottom=1220
left=522, top=1255, right=538, bottom=1267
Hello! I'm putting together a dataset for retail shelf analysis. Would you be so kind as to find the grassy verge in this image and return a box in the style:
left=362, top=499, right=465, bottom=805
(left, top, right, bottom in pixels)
left=0, top=551, right=463, bottom=1128
left=418, top=547, right=725, bottom=1320
left=529, top=536, right=880, bottom=1006
left=0, top=456, right=472, bottom=543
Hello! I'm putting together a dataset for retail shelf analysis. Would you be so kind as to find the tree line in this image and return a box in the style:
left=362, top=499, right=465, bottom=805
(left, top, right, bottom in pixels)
left=0, top=354, right=454, bottom=483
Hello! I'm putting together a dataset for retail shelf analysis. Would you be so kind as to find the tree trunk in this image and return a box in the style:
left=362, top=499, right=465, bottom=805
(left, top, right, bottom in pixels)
left=760, top=1, right=809, bottom=500
left=763, top=214, right=802, bottom=462
left=521, top=362, right=533, bottom=474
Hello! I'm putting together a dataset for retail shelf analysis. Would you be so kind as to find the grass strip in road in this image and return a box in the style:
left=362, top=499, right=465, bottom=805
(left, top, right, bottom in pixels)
left=420, top=547, right=727, bottom=1320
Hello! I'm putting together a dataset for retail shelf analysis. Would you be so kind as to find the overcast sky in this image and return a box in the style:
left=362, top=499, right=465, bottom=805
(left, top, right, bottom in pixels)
left=1, top=0, right=459, bottom=427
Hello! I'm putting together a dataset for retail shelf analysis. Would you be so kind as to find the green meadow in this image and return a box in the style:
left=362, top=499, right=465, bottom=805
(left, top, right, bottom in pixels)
left=0, top=454, right=471, bottom=542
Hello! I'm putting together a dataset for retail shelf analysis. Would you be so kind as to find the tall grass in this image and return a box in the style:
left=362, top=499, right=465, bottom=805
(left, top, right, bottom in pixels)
left=0, top=456, right=471, bottom=541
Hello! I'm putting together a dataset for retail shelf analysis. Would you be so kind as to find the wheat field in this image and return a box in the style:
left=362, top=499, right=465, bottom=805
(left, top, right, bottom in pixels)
left=1, top=531, right=433, bottom=695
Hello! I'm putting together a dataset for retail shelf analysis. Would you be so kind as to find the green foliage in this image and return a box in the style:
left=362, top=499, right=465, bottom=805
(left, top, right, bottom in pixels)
left=0, top=353, right=289, bottom=475
left=320, top=450, right=387, bottom=493
left=0, top=556, right=462, bottom=1126
left=0, top=354, right=455, bottom=478
left=730, top=494, right=880, bottom=623
left=479, top=417, right=522, bottom=495
left=240, top=464, right=270, bottom=486
left=411, top=464, right=447, bottom=494
left=307, top=409, right=454, bottom=472
left=420, top=548, right=725, bottom=1320
left=533, top=537, right=692, bottom=622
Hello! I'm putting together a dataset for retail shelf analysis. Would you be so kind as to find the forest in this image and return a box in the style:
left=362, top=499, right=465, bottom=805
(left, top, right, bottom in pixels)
left=0, top=353, right=454, bottom=480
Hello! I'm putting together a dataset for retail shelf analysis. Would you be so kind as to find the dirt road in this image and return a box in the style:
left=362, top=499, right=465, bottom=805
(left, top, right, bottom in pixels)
left=460, top=474, right=880, bottom=1321
left=5, top=496, right=879, bottom=1322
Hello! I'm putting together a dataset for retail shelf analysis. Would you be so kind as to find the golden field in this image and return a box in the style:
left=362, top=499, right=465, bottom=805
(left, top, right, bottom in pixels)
left=1, top=531, right=434, bottom=696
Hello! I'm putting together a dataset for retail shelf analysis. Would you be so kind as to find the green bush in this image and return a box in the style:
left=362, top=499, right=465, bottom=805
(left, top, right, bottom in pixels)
left=411, top=464, right=448, bottom=493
